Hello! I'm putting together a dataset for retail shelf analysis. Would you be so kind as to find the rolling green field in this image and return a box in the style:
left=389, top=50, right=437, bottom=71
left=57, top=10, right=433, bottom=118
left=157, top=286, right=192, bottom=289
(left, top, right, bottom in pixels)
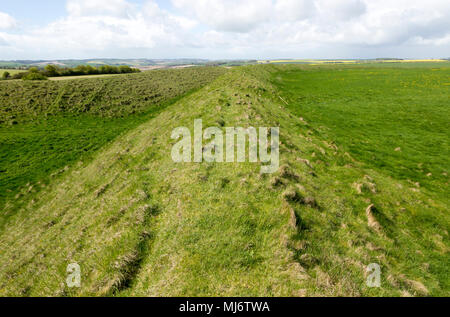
left=0, top=63, right=448, bottom=297
left=271, top=65, right=450, bottom=198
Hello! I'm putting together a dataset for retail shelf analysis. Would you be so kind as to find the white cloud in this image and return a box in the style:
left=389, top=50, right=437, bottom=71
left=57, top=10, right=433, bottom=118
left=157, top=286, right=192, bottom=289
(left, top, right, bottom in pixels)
left=66, top=0, right=134, bottom=18
left=172, top=0, right=273, bottom=33
left=0, top=0, right=450, bottom=59
left=0, top=34, right=8, bottom=46
left=0, top=0, right=198, bottom=59
left=275, top=0, right=316, bottom=22
left=170, top=0, right=450, bottom=48
left=315, top=0, right=366, bottom=21
left=0, top=12, right=16, bottom=30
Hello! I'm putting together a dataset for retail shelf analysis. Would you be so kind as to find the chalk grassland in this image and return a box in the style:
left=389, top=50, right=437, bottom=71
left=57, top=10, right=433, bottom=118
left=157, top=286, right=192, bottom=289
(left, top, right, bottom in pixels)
left=0, top=63, right=448, bottom=297
left=0, top=67, right=226, bottom=214
left=271, top=64, right=450, bottom=199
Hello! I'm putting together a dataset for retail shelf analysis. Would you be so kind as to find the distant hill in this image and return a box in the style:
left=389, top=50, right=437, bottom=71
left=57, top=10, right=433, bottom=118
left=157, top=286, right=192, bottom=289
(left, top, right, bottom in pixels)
left=0, top=59, right=257, bottom=70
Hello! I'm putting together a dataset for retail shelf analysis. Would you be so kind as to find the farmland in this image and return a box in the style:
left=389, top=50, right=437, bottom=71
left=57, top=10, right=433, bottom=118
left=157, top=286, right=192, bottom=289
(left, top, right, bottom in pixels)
left=261, top=59, right=448, bottom=65
left=0, top=63, right=448, bottom=297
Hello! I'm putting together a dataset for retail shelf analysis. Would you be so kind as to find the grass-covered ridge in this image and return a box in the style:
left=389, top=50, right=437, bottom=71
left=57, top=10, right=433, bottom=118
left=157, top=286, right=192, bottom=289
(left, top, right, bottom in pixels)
left=0, top=67, right=226, bottom=215
left=0, top=64, right=448, bottom=297
left=0, top=67, right=226, bottom=123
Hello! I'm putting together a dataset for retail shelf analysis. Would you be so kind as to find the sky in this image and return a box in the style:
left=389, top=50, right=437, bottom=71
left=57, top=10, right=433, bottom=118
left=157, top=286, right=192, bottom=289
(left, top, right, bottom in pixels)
left=0, top=0, right=449, bottom=60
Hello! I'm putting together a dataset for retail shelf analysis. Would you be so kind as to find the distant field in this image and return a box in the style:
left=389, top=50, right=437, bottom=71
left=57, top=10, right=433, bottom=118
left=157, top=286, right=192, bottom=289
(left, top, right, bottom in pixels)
left=266, top=59, right=358, bottom=64
left=261, top=59, right=449, bottom=66
left=0, top=69, right=27, bottom=76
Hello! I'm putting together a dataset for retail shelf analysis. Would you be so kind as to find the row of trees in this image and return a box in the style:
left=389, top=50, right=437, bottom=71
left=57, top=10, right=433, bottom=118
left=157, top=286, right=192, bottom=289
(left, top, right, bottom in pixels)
left=1, top=65, right=141, bottom=81
left=43, top=64, right=141, bottom=77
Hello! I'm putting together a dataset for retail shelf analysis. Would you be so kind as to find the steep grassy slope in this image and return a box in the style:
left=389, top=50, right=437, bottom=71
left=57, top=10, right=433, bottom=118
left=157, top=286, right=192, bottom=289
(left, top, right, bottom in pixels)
left=0, top=67, right=304, bottom=296
left=0, top=65, right=448, bottom=296
left=0, top=67, right=226, bottom=213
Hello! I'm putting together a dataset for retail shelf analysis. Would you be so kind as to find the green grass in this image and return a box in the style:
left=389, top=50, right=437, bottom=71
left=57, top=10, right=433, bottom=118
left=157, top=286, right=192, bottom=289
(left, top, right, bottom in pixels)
left=269, top=63, right=449, bottom=296
left=271, top=64, right=449, bottom=199
left=1, top=114, right=151, bottom=223
left=0, top=68, right=308, bottom=296
left=0, top=63, right=448, bottom=297
left=0, top=67, right=226, bottom=124
left=1, top=69, right=27, bottom=76
left=0, top=67, right=226, bottom=215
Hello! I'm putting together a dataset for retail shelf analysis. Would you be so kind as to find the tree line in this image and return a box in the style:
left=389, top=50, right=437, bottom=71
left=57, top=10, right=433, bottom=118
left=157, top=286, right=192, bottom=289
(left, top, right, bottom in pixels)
left=1, top=65, right=141, bottom=81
